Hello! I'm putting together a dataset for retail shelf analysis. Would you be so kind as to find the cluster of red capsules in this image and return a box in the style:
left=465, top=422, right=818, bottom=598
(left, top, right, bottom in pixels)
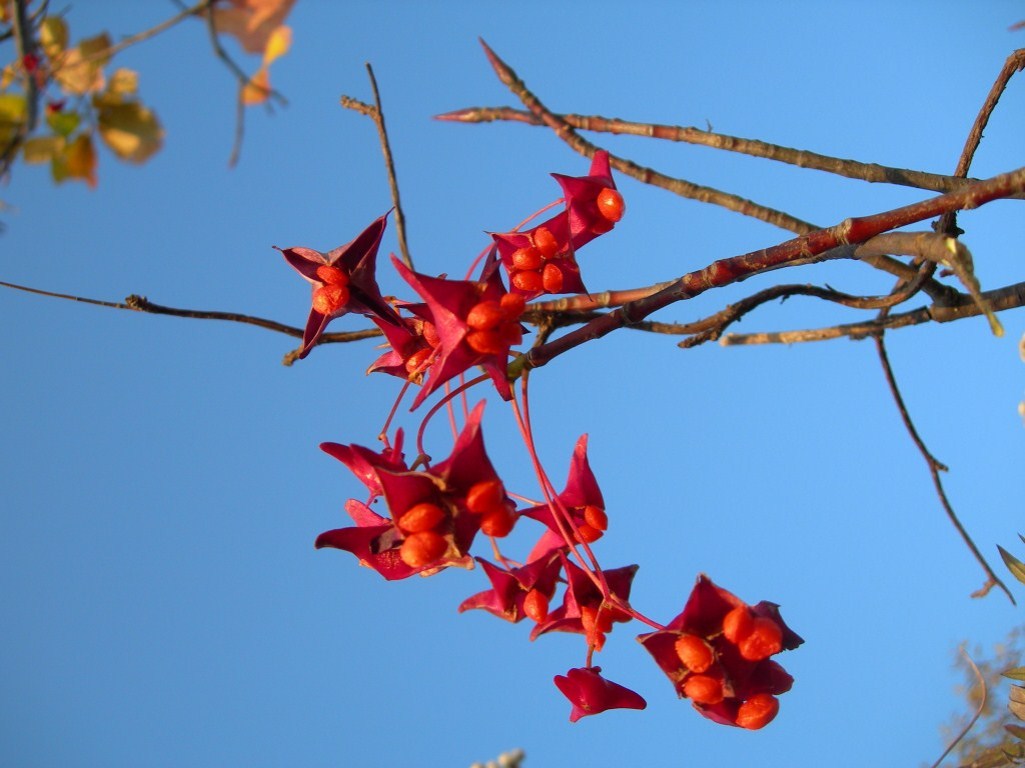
left=277, top=151, right=801, bottom=726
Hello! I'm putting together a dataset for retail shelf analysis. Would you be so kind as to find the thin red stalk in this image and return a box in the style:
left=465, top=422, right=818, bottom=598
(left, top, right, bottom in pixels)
left=377, top=378, right=412, bottom=443
left=510, top=381, right=606, bottom=590
left=414, top=374, right=489, bottom=459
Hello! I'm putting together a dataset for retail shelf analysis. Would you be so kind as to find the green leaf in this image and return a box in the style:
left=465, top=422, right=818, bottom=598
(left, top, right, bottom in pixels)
left=1004, top=667, right=1025, bottom=682
left=22, top=135, right=63, bottom=164
left=998, top=546, right=1025, bottom=585
left=0, top=92, right=27, bottom=144
left=46, top=109, right=80, bottom=137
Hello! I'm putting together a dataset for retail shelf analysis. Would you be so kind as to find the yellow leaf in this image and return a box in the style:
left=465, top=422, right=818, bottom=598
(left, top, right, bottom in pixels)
left=22, top=135, right=64, bottom=164
left=241, top=66, right=271, bottom=105
left=54, top=133, right=97, bottom=188
left=54, top=39, right=109, bottom=96
left=78, top=33, right=112, bottom=67
left=263, top=25, right=291, bottom=64
left=97, top=101, right=164, bottom=163
left=40, top=16, right=69, bottom=61
left=107, top=68, right=139, bottom=99
left=1, top=63, right=15, bottom=90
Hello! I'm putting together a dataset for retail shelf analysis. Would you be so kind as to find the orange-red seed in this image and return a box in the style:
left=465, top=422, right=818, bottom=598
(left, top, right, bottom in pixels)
left=582, top=504, right=608, bottom=531
left=522, top=588, right=549, bottom=622
left=397, top=501, right=446, bottom=534
left=399, top=530, right=447, bottom=568
left=480, top=507, right=515, bottom=537
left=532, top=226, right=559, bottom=259
left=596, top=187, right=625, bottom=223
left=738, top=617, right=783, bottom=661
left=466, top=329, right=506, bottom=355
left=311, top=284, right=349, bottom=315
left=315, top=264, right=350, bottom=285
left=499, top=292, right=526, bottom=319
left=541, top=262, right=564, bottom=294
left=674, top=634, right=714, bottom=674
left=511, top=246, right=542, bottom=271
left=466, top=479, right=505, bottom=514
left=682, top=674, right=724, bottom=706
left=511, top=270, right=543, bottom=293
left=466, top=300, right=504, bottom=331
left=404, top=347, right=432, bottom=378
left=575, top=523, right=603, bottom=543
left=722, top=605, right=754, bottom=644
left=422, top=321, right=440, bottom=348
left=736, top=693, right=780, bottom=730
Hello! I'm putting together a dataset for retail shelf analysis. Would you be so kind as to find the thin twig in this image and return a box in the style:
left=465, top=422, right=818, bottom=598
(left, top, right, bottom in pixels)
left=88, top=0, right=213, bottom=63
left=0, top=279, right=381, bottom=345
left=719, top=280, right=1025, bottom=345
left=874, top=333, right=1013, bottom=603
left=938, top=49, right=1025, bottom=236
left=929, top=648, right=988, bottom=768
left=201, top=1, right=286, bottom=166
left=437, top=106, right=998, bottom=197
left=477, top=39, right=815, bottom=236
left=364, top=63, right=412, bottom=268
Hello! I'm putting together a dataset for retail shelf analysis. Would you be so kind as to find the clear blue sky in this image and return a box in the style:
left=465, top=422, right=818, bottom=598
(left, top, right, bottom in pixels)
left=3, top=2, right=1024, bottom=767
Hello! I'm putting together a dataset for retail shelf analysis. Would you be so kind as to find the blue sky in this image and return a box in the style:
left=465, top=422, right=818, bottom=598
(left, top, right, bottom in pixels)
left=2, top=2, right=1024, bottom=767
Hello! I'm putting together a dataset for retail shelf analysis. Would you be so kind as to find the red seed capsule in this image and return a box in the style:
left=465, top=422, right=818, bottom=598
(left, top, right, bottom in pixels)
left=397, top=502, right=446, bottom=534
left=596, top=187, right=625, bottom=223
left=315, top=264, right=350, bottom=286
left=736, top=693, right=780, bottom=730
left=399, top=530, right=447, bottom=568
left=674, top=634, right=714, bottom=674
left=466, top=300, right=504, bottom=331
left=532, top=226, right=559, bottom=259
left=466, top=479, right=505, bottom=514
left=722, top=605, right=754, bottom=644
left=541, top=262, right=564, bottom=294
left=582, top=504, right=608, bottom=531
left=522, top=588, right=549, bottom=622
left=682, top=674, right=724, bottom=706
left=311, top=284, right=349, bottom=315
left=511, top=246, right=542, bottom=271
left=738, top=617, right=783, bottom=661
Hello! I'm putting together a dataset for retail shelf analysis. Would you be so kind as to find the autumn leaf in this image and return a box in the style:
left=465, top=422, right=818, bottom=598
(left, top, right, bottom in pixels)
left=96, top=101, right=163, bottom=163
left=241, top=25, right=291, bottom=105
left=51, top=133, right=97, bottom=187
left=22, top=135, right=63, bottom=164
left=53, top=33, right=111, bottom=96
left=211, top=0, right=296, bottom=54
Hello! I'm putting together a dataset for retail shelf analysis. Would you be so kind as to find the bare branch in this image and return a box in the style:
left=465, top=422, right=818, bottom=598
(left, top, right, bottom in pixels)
left=477, top=39, right=815, bottom=235
left=364, top=63, right=412, bottom=268
left=874, top=334, right=1013, bottom=603
left=437, top=105, right=1002, bottom=197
